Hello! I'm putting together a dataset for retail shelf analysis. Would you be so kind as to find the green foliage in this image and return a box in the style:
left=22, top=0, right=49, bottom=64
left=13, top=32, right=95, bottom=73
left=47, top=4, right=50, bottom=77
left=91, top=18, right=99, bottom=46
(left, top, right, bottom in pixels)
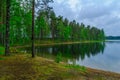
left=55, top=52, right=62, bottom=63
left=63, top=26, right=71, bottom=40
left=65, top=64, right=86, bottom=72
left=35, top=12, right=50, bottom=39
left=0, top=46, right=5, bottom=55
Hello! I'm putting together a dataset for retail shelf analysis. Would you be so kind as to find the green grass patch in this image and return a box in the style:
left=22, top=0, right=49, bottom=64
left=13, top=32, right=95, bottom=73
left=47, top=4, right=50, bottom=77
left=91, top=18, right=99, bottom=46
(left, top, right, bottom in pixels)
left=0, top=58, right=4, bottom=60
left=0, top=46, right=5, bottom=55
left=65, top=64, right=86, bottom=72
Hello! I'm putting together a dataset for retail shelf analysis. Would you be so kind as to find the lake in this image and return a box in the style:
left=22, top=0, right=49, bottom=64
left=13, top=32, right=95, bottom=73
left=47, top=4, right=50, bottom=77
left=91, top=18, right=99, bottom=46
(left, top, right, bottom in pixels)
left=21, top=41, right=120, bottom=73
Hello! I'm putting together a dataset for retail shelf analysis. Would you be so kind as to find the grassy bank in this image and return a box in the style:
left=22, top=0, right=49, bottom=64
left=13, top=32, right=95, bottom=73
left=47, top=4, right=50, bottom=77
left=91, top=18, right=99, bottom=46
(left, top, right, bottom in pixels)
left=0, top=54, right=120, bottom=80
left=13, top=40, right=104, bottom=48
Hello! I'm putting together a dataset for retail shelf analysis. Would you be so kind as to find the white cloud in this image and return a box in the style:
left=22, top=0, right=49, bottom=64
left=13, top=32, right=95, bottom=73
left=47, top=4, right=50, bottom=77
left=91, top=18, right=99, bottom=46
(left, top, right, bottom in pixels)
left=67, top=0, right=81, bottom=12
left=104, top=0, right=114, bottom=6
left=55, top=0, right=64, bottom=4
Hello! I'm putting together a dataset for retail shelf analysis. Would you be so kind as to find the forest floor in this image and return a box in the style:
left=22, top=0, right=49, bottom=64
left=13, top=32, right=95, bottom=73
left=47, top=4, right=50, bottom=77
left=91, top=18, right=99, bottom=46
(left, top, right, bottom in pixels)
left=0, top=54, right=120, bottom=80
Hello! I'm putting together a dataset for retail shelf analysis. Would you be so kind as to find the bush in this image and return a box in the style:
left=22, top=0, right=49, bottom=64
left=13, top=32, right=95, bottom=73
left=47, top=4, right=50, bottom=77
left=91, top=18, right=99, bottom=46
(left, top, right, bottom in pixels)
left=55, top=52, right=62, bottom=63
left=0, top=46, right=5, bottom=55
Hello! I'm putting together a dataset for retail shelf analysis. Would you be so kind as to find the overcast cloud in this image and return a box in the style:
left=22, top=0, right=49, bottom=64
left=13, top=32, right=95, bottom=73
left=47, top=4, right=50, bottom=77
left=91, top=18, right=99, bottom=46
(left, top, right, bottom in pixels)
left=51, top=0, right=120, bottom=36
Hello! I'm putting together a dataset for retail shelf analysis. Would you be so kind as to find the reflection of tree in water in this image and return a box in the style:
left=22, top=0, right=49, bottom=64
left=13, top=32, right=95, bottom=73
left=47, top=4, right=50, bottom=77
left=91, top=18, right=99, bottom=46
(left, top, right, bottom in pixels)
left=28, top=42, right=105, bottom=61
left=56, top=42, right=105, bottom=61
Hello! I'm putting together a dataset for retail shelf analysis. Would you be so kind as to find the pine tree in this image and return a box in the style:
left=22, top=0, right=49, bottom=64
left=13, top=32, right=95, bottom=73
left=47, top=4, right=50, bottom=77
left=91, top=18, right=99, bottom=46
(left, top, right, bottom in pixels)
left=32, top=0, right=35, bottom=57
left=5, top=0, right=11, bottom=56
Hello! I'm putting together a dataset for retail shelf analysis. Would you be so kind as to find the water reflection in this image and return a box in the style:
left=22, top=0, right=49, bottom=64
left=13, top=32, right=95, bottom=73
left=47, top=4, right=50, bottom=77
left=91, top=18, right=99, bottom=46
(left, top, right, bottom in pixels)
left=23, top=42, right=105, bottom=61
left=21, top=41, right=120, bottom=73
left=106, top=40, right=120, bottom=44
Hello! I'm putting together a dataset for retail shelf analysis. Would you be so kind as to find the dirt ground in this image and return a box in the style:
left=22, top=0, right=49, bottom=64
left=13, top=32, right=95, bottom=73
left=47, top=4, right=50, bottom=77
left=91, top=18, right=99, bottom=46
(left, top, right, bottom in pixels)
left=0, top=54, right=120, bottom=80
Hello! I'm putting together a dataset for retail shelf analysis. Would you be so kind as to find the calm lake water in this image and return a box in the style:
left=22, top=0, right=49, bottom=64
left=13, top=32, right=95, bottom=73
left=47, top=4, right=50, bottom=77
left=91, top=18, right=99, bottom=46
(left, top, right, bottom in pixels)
left=22, top=40, right=120, bottom=73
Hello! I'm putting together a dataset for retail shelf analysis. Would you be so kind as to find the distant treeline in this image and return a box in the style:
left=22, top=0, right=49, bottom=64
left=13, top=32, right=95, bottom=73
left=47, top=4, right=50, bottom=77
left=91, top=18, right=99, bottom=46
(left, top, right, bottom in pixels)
left=106, top=36, right=120, bottom=40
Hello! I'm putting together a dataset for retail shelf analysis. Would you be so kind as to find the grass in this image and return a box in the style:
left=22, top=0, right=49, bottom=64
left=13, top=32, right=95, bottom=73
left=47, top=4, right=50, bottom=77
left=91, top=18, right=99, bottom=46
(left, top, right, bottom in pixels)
left=0, top=46, right=5, bottom=55
left=65, top=64, right=86, bottom=72
left=0, top=53, right=120, bottom=80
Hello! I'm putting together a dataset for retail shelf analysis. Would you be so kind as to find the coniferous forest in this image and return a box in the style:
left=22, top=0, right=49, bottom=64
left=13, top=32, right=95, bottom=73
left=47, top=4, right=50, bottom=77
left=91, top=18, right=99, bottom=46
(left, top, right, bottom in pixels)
left=0, top=0, right=105, bottom=46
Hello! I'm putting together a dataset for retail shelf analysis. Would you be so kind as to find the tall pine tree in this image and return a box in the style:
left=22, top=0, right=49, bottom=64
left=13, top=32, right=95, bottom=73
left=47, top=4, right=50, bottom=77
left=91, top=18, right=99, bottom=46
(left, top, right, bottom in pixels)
left=5, top=0, right=11, bottom=56
left=32, top=0, right=35, bottom=57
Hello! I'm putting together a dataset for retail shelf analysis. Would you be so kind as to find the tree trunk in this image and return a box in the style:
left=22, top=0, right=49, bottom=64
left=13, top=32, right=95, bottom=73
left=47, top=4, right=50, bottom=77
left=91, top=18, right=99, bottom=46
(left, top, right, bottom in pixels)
left=5, top=0, right=10, bottom=56
left=32, top=0, right=35, bottom=57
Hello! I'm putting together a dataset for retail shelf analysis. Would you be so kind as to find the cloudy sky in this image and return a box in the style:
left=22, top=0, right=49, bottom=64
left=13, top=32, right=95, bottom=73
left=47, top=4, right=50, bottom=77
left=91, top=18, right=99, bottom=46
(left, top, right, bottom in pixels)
left=51, top=0, right=120, bottom=36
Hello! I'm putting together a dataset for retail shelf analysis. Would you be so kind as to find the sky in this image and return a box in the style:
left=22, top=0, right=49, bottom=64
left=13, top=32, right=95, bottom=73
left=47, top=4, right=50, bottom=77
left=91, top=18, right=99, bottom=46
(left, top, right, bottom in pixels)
left=51, top=0, right=120, bottom=36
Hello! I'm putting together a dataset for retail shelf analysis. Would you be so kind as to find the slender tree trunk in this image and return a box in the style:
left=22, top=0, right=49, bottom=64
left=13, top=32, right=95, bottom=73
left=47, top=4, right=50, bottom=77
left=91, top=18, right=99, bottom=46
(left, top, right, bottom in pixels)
left=52, top=29, right=54, bottom=40
left=3, top=2, right=6, bottom=46
left=32, top=0, right=35, bottom=57
left=5, top=0, right=10, bottom=56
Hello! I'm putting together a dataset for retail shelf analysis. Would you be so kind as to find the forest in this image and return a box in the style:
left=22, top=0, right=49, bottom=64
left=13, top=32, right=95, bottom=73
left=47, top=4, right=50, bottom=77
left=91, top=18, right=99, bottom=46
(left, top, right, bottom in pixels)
left=0, top=0, right=105, bottom=57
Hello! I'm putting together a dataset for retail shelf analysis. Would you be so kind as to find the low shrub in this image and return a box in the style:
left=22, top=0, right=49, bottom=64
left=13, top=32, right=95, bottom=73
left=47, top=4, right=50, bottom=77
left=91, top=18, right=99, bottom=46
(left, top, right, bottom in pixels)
left=55, top=52, right=62, bottom=63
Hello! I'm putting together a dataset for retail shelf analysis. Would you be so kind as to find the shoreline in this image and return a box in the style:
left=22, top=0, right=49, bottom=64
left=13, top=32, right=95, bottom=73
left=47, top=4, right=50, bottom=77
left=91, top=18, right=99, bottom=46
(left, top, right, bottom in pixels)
left=41, top=56, right=120, bottom=75
left=87, top=67, right=120, bottom=77
left=13, top=40, right=104, bottom=48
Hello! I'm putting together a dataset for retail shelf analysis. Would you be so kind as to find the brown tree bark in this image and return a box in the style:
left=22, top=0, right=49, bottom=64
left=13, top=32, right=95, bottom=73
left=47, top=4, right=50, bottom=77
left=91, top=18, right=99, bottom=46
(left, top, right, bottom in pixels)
left=5, top=0, right=10, bottom=56
left=32, top=0, right=35, bottom=57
